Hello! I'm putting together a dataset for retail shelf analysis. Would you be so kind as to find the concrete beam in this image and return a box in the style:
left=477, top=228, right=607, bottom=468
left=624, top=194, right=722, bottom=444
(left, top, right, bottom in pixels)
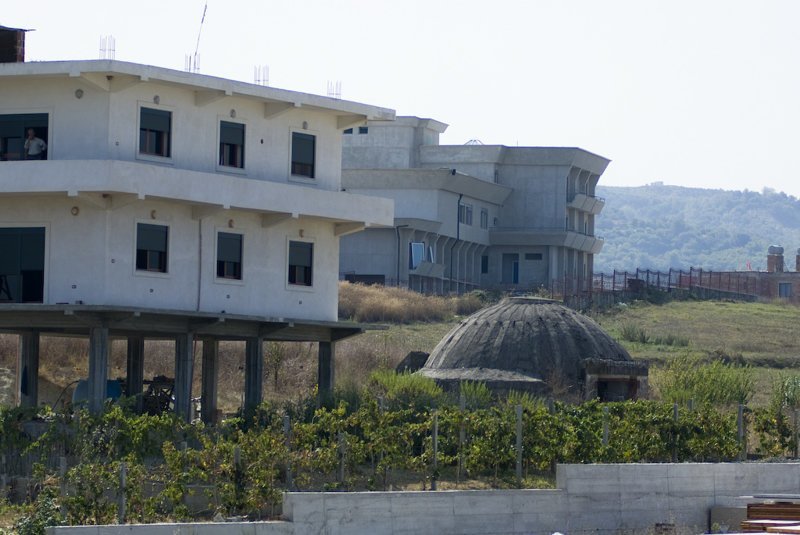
left=17, top=332, right=39, bottom=408
left=174, top=333, right=195, bottom=422
left=194, top=89, right=230, bottom=107
left=334, top=222, right=365, bottom=237
left=88, top=326, right=109, bottom=415
left=264, top=101, right=299, bottom=119
left=200, top=339, right=218, bottom=425
left=337, top=114, right=365, bottom=130
left=244, top=337, right=264, bottom=419
left=126, top=335, right=145, bottom=414
left=318, top=342, right=335, bottom=404
left=261, top=212, right=296, bottom=228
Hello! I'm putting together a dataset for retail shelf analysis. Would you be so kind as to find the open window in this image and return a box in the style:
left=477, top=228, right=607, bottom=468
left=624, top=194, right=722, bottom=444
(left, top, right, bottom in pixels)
left=219, top=121, right=245, bottom=168
left=136, top=223, right=168, bottom=273
left=409, top=242, right=425, bottom=269
left=216, top=232, right=242, bottom=280
left=288, top=241, right=313, bottom=286
left=139, top=107, right=171, bottom=158
left=291, top=132, right=315, bottom=178
left=0, top=227, right=45, bottom=303
left=0, top=113, right=48, bottom=161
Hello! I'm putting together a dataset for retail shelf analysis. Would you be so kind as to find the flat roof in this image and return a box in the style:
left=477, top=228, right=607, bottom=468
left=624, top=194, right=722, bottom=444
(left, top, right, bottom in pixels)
left=0, top=59, right=395, bottom=123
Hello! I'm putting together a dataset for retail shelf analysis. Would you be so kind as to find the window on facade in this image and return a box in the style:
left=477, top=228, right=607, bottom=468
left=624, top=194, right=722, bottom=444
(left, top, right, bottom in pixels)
left=409, top=242, right=425, bottom=269
left=288, top=241, right=313, bottom=286
left=481, top=255, right=489, bottom=274
left=459, top=203, right=473, bottom=225
left=136, top=223, right=168, bottom=273
left=216, top=232, right=242, bottom=280
left=779, top=282, right=793, bottom=298
left=139, top=107, right=171, bottom=157
left=525, top=253, right=543, bottom=261
left=0, top=227, right=45, bottom=303
left=358, top=126, right=369, bottom=134
left=219, top=121, right=245, bottom=168
left=291, top=132, right=315, bottom=178
left=428, top=245, right=436, bottom=263
left=343, top=128, right=353, bottom=134
left=480, top=209, right=489, bottom=229
left=0, top=113, right=48, bottom=161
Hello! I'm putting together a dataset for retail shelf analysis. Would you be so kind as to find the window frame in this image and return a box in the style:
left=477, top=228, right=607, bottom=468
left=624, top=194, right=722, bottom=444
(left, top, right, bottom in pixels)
left=134, top=222, right=170, bottom=275
left=218, top=120, right=246, bottom=171
left=409, top=241, right=425, bottom=270
left=287, top=239, right=314, bottom=288
left=481, top=255, right=489, bottom=274
left=458, top=203, right=473, bottom=226
left=215, top=231, right=244, bottom=281
left=0, top=111, right=50, bottom=162
left=137, top=104, right=173, bottom=161
left=480, top=208, right=489, bottom=229
left=290, top=131, right=316, bottom=180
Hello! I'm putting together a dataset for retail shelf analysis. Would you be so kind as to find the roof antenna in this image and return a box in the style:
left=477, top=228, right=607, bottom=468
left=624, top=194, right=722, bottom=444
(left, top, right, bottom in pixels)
left=327, top=80, right=342, bottom=99
left=99, top=35, right=116, bottom=60
left=185, top=1, right=207, bottom=73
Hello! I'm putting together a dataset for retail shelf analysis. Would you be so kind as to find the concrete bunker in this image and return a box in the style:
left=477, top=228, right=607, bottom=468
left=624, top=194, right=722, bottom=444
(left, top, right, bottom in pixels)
left=417, top=297, right=648, bottom=400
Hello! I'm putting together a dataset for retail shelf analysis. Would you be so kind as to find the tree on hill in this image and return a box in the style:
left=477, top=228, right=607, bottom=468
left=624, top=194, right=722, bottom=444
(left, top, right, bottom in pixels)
left=595, top=184, right=800, bottom=272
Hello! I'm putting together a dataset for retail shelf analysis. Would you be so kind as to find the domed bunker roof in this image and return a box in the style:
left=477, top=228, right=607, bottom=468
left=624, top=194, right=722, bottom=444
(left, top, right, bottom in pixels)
left=418, top=297, right=647, bottom=398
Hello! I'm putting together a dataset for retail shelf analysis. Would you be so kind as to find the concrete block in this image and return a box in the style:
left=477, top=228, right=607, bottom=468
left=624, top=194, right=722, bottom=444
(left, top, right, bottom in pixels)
left=390, top=512, right=458, bottom=535
left=510, top=489, right=564, bottom=515
left=566, top=510, right=622, bottom=531
left=755, top=464, right=800, bottom=492
left=668, top=475, right=715, bottom=496
left=513, top=512, right=569, bottom=535
left=390, top=492, right=454, bottom=516
left=323, top=492, right=392, bottom=519
left=618, top=463, right=670, bottom=482
left=709, top=506, right=746, bottom=534
left=282, top=493, right=326, bottom=524
left=452, top=491, right=514, bottom=516
left=324, top=515, right=394, bottom=535
left=568, top=493, right=622, bottom=513
left=450, top=513, right=515, bottom=534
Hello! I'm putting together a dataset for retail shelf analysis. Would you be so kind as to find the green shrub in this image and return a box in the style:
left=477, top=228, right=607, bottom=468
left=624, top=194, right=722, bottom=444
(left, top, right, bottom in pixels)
left=367, top=370, right=445, bottom=411
left=619, top=322, right=650, bottom=343
left=460, top=381, right=492, bottom=410
left=651, top=354, right=754, bottom=406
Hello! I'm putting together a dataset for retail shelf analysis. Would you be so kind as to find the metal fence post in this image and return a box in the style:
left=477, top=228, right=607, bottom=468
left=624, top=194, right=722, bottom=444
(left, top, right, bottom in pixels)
left=118, top=461, right=126, bottom=524
left=602, top=406, right=610, bottom=447
left=737, top=404, right=746, bottom=461
left=338, top=432, right=346, bottom=484
left=283, top=414, right=293, bottom=490
left=458, top=391, right=466, bottom=483
left=431, top=412, right=438, bottom=491
left=515, top=405, right=523, bottom=487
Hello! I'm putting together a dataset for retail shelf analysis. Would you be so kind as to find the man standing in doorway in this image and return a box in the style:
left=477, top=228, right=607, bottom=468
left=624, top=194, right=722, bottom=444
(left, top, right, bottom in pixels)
left=23, top=128, right=47, bottom=160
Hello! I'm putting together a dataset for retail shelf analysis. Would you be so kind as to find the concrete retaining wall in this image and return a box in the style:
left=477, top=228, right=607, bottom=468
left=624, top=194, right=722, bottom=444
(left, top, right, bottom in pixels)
left=49, top=463, right=800, bottom=534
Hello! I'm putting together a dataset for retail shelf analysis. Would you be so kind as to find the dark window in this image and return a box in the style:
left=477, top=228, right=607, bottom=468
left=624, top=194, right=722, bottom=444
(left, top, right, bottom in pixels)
left=481, top=255, right=489, bottom=274
left=358, top=126, right=369, bottom=134
left=291, top=132, right=315, bottom=178
left=216, top=232, right=242, bottom=279
left=288, top=241, right=313, bottom=286
left=525, top=253, right=543, bottom=261
left=343, top=128, right=353, bottom=134
left=139, top=107, right=171, bottom=157
left=480, top=209, right=488, bottom=229
left=219, top=121, right=245, bottom=168
left=0, top=113, right=48, bottom=161
left=136, top=223, right=168, bottom=273
left=0, top=227, right=45, bottom=303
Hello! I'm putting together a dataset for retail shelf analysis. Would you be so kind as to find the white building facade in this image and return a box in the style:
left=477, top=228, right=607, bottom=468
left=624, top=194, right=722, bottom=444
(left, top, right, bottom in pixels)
left=0, top=59, right=394, bottom=418
left=340, top=117, right=608, bottom=294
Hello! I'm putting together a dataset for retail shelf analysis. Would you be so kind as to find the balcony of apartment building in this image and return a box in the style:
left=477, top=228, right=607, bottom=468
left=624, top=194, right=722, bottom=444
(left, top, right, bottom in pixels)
left=489, top=224, right=604, bottom=254
left=567, top=191, right=605, bottom=215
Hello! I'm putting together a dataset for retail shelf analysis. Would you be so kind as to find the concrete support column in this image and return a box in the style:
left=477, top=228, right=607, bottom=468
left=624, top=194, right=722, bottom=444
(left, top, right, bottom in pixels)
left=244, top=337, right=264, bottom=419
left=17, top=331, right=40, bottom=408
left=200, top=339, right=219, bottom=424
left=88, top=327, right=109, bottom=415
left=174, top=332, right=194, bottom=422
left=126, top=335, right=145, bottom=414
left=318, top=341, right=335, bottom=404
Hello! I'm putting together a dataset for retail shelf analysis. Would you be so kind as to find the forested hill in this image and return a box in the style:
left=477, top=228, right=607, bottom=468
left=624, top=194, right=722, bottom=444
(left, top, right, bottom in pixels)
left=594, top=184, right=800, bottom=273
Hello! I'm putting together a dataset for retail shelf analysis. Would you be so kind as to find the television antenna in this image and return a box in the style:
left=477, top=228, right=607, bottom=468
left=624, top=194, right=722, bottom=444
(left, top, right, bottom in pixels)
left=99, top=35, right=116, bottom=60
left=186, top=2, right=207, bottom=72
left=327, top=80, right=342, bottom=99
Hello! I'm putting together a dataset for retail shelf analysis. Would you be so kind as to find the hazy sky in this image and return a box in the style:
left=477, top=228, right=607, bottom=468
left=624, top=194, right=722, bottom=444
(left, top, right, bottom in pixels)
left=5, top=1, right=800, bottom=197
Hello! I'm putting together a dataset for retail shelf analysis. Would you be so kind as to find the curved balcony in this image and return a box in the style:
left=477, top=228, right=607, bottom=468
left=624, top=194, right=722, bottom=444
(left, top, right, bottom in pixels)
left=490, top=226, right=604, bottom=254
left=568, top=193, right=605, bottom=215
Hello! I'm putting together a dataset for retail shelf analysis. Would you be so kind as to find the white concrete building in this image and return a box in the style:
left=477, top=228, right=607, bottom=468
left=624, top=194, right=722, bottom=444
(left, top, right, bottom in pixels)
left=340, top=117, right=608, bottom=294
left=0, top=58, right=394, bottom=418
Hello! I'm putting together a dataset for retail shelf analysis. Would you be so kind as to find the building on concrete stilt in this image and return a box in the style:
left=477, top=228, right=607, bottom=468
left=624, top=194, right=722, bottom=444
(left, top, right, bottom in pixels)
left=0, top=54, right=395, bottom=420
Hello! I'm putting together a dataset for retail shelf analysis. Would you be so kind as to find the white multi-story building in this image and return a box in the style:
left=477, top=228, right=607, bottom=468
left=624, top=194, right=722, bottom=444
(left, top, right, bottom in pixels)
left=0, top=57, right=394, bottom=418
left=340, top=117, right=608, bottom=294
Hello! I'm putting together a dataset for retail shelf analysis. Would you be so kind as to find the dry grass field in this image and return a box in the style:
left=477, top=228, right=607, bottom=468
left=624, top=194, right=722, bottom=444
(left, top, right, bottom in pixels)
left=1, top=287, right=799, bottom=412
